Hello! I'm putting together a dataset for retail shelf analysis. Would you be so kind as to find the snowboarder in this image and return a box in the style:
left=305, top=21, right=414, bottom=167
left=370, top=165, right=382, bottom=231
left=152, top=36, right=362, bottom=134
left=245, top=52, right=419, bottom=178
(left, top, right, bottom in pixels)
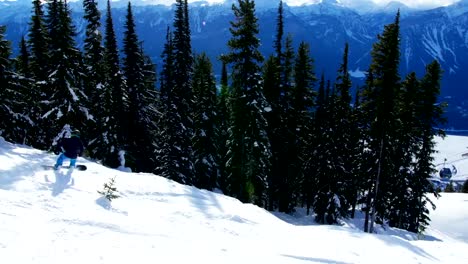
left=53, top=129, right=84, bottom=170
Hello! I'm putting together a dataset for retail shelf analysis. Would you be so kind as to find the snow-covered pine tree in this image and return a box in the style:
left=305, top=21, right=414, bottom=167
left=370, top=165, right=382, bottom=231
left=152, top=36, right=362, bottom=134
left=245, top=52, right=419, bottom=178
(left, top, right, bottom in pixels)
left=157, top=0, right=194, bottom=184
left=303, top=73, right=325, bottom=215
left=409, top=61, right=445, bottom=233
left=155, top=27, right=175, bottom=178
left=82, top=0, right=107, bottom=161
left=293, top=42, right=317, bottom=215
left=225, top=0, right=271, bottom=207
left=360, top=69, right=377, bottom=233
left=122, top=2, right=158, bottom=172
left=263, top=1, right=300, bottom=213
left=361, top=11, right=402, bottom=233
left=387, top=72, right=420, bottom=230
left=102, top=0, right=127, bottom=168
left=26, top=0, right=49, bottom=149
left=216, top=60, right=230, bottom=193
left=312, top=76, right=343, bottom=224
left=192, top=53, right=219, bottom=190
left=171, top=0, right=194, bottom=183
left=332, top=43, right=354, bottom=220
left=139, top=48, right=159, bottom=171
left=15, top=36, right=30, bottom=78
left=348, top=86, right=366, bottom=218
left=28, top=0, right=49, bottom=82
left=43, top=0, right=88, bottom=146
left=0, top=26, right=31, bottom=143
left=262, top=54, right=280, bottom=210
left=13, top=36, right=35, bottom=145
left=98, top=176, right=120, bottom=202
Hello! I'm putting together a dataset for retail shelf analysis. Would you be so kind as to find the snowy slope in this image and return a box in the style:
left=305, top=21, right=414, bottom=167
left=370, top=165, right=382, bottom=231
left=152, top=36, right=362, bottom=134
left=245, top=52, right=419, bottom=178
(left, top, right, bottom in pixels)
left=0, top=136, right=468, bottom=264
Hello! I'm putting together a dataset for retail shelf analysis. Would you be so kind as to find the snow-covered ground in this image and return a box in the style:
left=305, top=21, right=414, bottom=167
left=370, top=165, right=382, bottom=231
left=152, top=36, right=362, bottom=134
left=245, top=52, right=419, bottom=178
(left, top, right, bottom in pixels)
left=0, top=136, right=467, bottom=264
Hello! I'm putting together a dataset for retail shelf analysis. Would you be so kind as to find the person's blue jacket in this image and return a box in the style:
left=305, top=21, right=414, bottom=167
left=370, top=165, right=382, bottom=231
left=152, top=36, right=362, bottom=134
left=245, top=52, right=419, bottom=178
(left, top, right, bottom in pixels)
left=57, top=136, right=84, bottom=159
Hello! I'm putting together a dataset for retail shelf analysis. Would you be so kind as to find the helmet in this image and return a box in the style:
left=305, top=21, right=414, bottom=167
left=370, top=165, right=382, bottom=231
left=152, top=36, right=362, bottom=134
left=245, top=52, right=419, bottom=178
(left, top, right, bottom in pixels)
left=71, top=129, right=80, bottom=137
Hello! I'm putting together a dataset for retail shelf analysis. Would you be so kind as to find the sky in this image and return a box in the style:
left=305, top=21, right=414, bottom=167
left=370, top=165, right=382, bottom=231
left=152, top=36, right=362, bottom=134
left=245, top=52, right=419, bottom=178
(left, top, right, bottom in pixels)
left=0, top=135, right=468, bottom=263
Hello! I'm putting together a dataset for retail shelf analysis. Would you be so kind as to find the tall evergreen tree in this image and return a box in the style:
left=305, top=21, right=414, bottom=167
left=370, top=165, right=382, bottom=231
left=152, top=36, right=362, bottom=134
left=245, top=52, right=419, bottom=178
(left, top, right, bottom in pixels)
left=217, top=59, right=230, bottom=192
left=303, top=72, right=324, bottom=216
left=362, top=11, right=402, bottom=232
left=156, top=27, right=176, bottom=177
left=0, top=26, right=30, bottom=143
left=408, top=61, right=445, bottom=233
left=29, top=0, right=49, bottom=81
left=349, top=86, right=366, bottom=218
left=27, top=0, right=49, bottom=148
left=158, top=0, right=194, bottom=184
left=43, top=0, right=88, bottom=147
left=82, top=0, right=107, bottom=160
left=291, top=41, right=316, bottom=214
left=225, top=0, right=271, bottom=206
left=332, top=42, right=354, bottom=220
left=387, top=72, right=420, bottom=230
left=102, top=0, right=127, bottom=167
left=122, top=2, right=157, bottom=172
left=312, top=75, right=340, bottom=224
left=262, top=54, right=281, bottom=210
left=192, top=53, right=219, bottom=190
left=14, top=36, right=35, bottom=145
left=15, top=36, right=30, bottom=77
left=263, top=0, right=298, bottom=212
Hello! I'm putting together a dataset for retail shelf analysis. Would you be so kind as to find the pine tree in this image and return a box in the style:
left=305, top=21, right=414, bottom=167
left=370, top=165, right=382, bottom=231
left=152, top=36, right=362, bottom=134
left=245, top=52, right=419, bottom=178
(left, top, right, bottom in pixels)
left=263, top=0, right=299, bottom=212
left=444, top=182, right=455, bottom=193
left=262, top=54, right=280, bottom=210
left=312, top=75, right=340, bottom=224
left=142, top=47, right=160, bottom=171
left=303, top=72, right=325, bottom=215
left=102, top=0, right=127, bottom=167
left=217, top=59, right=230, bottom=193
left=157, top=0, right=195, bottom=184
left=266, top=1, right=285, bottom=212
left=362, top=11, right=402, bottom=232
left=192, top=53, right=219, bottom=190
left=0, top=26, right=30, bottom=143
left=82, top=0, right=107, bottom=160
left=156, top=27, right=175, bottom=177
left=409, top=60, right=445, bottom=233
left=27, top=0, right=49, bottom=149
left=14, top=35, right=35, bottom=145
left=43, top=0, right=88, bottom=146
left=349, top=86, right=366, bottom=218
left=386, top=72, right=419, bottom=230
left=98, top=176, right=120, bottom=201
left=291, top=41, right=316, bottom=214
left=462, top=179, right=468, bottom=193
left=225, top=0, right=271, bottom=206
left=122, top=2, right=158, bottom=172
left=332, top=43, right=354, bottom=220
left=310, top=43, right=354, bottom=224
left=15, top=36, right=30, bottom=77
left=29, top=0, right=49, bottom=81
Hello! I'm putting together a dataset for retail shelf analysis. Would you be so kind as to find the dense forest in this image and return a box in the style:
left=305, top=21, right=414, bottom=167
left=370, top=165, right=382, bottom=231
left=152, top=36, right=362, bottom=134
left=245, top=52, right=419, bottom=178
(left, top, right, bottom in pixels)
left=0, top=0, right=446, bottom=233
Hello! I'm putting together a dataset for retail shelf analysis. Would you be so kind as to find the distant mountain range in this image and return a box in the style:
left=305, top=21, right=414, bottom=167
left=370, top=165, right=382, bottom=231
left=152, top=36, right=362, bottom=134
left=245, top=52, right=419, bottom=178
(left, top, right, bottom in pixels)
left=1, top=0, right=468, bottom=129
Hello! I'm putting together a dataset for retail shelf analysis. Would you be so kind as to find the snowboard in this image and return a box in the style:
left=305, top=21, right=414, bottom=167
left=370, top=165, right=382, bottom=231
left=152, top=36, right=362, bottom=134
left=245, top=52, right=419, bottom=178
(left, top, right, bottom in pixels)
left=43, top=164, right=87, bottom=171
